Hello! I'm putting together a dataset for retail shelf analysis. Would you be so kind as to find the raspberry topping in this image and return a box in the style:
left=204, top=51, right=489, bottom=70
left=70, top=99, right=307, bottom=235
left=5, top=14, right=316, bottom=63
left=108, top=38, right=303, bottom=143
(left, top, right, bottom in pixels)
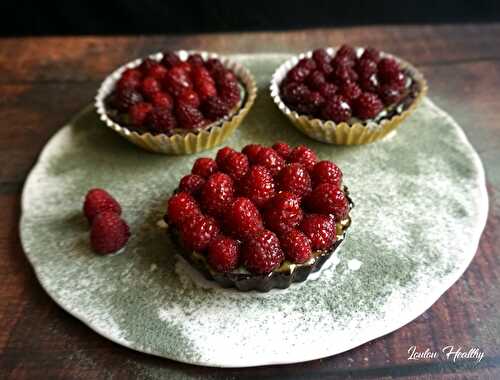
left=207, top=236, right=240, bottom=273
left=148, top=106, right=176, bottom=134
left=83, top=188, right=122, bottom=223
left=288, top=145, right=317, bottom=172
left=140, top=76, right=162, bottom=99
left=321, top=95, right=352, bottom=123
left=263, top=192, right=303, bottom=235
left=254, top=147, right=285, bottom=177
left=176, top=103, right=206, bottom=129
left=161, top=52, right=181, bottom=68
left=113, top=88, right=143, bottom=111
left=177, top=89, right=201, bottom=108
left=278, top=163, right=312, bottom=199
left=272, top=141, right=291, bottom=160
left=90, top=212, right=130, bottom=255
left=178, top=174, right=205, bottom=195
left=306, top=183, right=349, bottom=220
left=201, top=96, right=231, bottom=121
left=180, top=214, right=220, bottom=252
left=300, top=214, right=336, bottom=251
left=167, top=192, right=200, bottom=226
left=219, top=151, right=249, bottom=181
left=151, top=92, right=174, bottom=110
left=311, top=160, right=343, bottom=187
left=280, top=229, right=312, bottom=264
left=129, top=102, right=153, bottom=127
left=200, top=173, right=235, bottom=217
left=192, top=157, right=218, bottom=178
left=215, top=146, right=236, bottom=167
left=353, top=92, right=384, bottom=119
left=239, top=165, right=276, bottom=208
left=241, top=230, right=284, bottom=274
left=224, top=197, right=264, bottom=239
left=242, top=144, right=264, bottom=164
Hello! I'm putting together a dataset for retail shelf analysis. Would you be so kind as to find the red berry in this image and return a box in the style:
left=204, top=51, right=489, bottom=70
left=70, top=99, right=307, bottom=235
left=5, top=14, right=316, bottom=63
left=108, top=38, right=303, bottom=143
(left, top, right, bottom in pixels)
left=241, top=230, right=284, bottom=274
left=187, top=53, right=204, bottom=66
left=280, top=229, right=312, bottom=264
left=218, top=81, right=240, bottom=107
left=176, top=103, right=206, bottom=129
left=281, top=82, right=310, bottom=105
left=272, top=142, right=291, bottom=159
left=121, top=68, right=142, bottom=82
left=177, top=89, right=201, bottom=108
left=148, top=106, right=176, bottom=134
left=353, top=92, right=384, bottom=119
left=286, top=66, right=310, bottom=83
left=288, top=145, right=318, bottom=172
left=300, top=214, right=336, bottom=251
left=129, top=102, right=153, bottom=127
left=332, top=65, right=358, bottom=85
left=278, top=163, right=312, bottom=199
left=239, top=165, right=276, bottom=208
left=161, top=52, right=181, bottom=68
left=317, top=61, right=334, bottom=76
left=356, top=58, right=378, bottom=78
left=167, top=192, right=200, bottom=226
left=263, top=192, right=303, bottom=235
left=339, top=82, right=362, bottom=103
left=117, top=69, right=142, bottom=91
left=200, top=173, right=235, bottom=218
left=242, top=144, right=264, bottom=164
left=174, top=62, right=192, bottom=75
left=312, top=48, right=331, bottom=64
left=192, top=66, right=217, bottom=101
left=297, top=57, right=317, bottom=71
left=358, top=74, right=379, bottom=93
left=147, top=63, right=168, bottom=81
left=83, top=188, right=122, bottom=223
left=311, top=160, right=343, bottom=187
left=90, top=212, right=130, bottom=255
left=318, top=83, right=338, bottom=99
left=151, top=92, right=174, bottom=110
left=140, top=76, right=162, bottom=99
left=224, top=197, right=264, bottom=239
left=306, top=70, right=326, bottom=90
left=192, top=157, right=218, bottom=178
left=361, top=47, right=380, bottom=63
left=113, top=88, right=143, bottom=111
left=321, top=95, right=352, bottom=123
left=215, top=147, right=236, bottom=168
left=219, top=151, right=249, bottom=181
left=302, top=91, right=325, bottom=114
left=254, top=147, right=285, bottom=177
left=385, top=71, right=407, bottom=89
left=378, top=58, right=401, bottom=82
left=307, top=183, right=349, bottom=220
left=178, top=174, right=205, bottom=195
left=138, top=58, right=157, bottom=74
left=164, top=66, right=193, bottom=96
left=336, top=44, right=357, bottom=61
left=205, top=58, right=225, bottom=75
left=207, top=236, right=239, bottom=272
left=201, top=96, right=231, bottom=121
left=180, top=215, right=220, bottom=252
left=378, top=83, right=403, bottom=106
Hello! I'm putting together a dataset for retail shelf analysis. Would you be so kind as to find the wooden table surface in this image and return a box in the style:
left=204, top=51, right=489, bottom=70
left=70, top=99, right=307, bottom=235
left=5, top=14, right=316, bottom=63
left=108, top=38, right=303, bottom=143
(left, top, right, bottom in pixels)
left=1, top=24, right=499, bottom=379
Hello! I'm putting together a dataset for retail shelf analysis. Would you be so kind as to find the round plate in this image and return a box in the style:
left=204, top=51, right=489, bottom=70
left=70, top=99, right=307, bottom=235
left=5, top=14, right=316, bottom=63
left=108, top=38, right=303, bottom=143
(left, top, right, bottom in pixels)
left=20, top=54, right=488, bottom=368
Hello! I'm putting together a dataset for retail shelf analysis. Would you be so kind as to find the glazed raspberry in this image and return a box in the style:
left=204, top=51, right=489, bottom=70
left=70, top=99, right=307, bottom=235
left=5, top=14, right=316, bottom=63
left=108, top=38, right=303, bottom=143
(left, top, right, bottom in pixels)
left=385, top=71, right=406, bottom=89
left=318, top=83, right=338, bottom=99
left=167, top=192, right=200, bottom=225
left=129, top=102, right=153, bottom=127
left=224, top=197, right=264, bottom=239
left=148, top=106, right=176, bottom=133
left=176, top=103, right=206, bottom=129
left=218, top=151, right=248, bottom=181
left=192, top=157, right=218, bottom=178
left=187, top=53, right=204, bottom=66
left=288, top=145, right=318, bottom=172
left=242, top=144, right=263, bottom=164
left=151, top=92, right=174, bottom=110
left=263, top=192, right=303, bottom=235
left=207, top=236, right=240, bottom=272
left=286, top=66, right=310, bottom=83
left=205, top=58, right=225, bottom=76
left=281, top=82, right=310, bottom=105
left=336, top=44, right=357, bottom=62
left=241, top=230, right=284, bottom=274
left=164, top=66, right=193, bottom=96
left=280, top=229, right=312, bottom=264
left=117, top=69, right=142, bottom=91
left=200, top=173, right=235, bottom=218
left=192, top=66, right=217, bottom=101
left=358, top=74, right=379, bottom=93
left=239, top=165, right=276, bottom=208
left=312, top=48, right=331, bottom=64
left=114, top=88, right=143, bottom=111
left=215, top=147, right=236, bottom=168
left=321, top=95, right=352, bottom=123
left=218, top=81, right=240, bottom=107
left=180, top=215, right=220, bottom=252
left=353, top=92, right=384, bottom=119
left=90, top=212, right=130, bottom=255
left=317, top=61, right=334, bottom=76
left=297, top=57, right=317, bottom=71
left=306, top=183, right=349, bottom=220
left=332, top=65, right=358, bottom=85
left=300, top=214, right=336, bottom=251
left=278, top=163, right=312, bottom=199
left=161, top=52, right=181, bottom=68
left=254, top=147, right=285, bottom=177
left=301, top=91, right=325, bottom=115
left=378, top=58, right=401, bottom=83
left=121, top=68, right=142, bottom=82
left=378, top=83, right=403, bottom=106
left=140, top=76, right=162, bottom=99
left=178, top=174, right=205, bottom=195
left=147, top=63, right=168, bottom=81
left=83, top=188, right=122, bottom=223
left=306, top=70, right=326, bottom=90
left=177, top=89, right=201, bottom=108
left=213, top=69, right=237, bottom=86
left=361, top=47, right=380, bottom=63
left=272, top=141, right=291, bottom=160
left=138, top=58, right=157, bottom=74
left=339, top=82, right=362, bottom=103
left=311, top=161, right=343, bottom=187
left=332, top=53, right=356, bottom=69
left=201, top=96, right=231, bottom=121
left=174, top=62, right=193, bottom=75
left=356, top=58, right=378, bottom=78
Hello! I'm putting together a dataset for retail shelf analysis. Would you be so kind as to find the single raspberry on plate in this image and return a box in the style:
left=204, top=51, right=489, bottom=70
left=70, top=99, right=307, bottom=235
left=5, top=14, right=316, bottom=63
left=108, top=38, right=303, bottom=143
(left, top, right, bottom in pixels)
left=207, top=236, right=240, bottom=272
left=254, top=147, right=285, bottom=177
left=378, top=83, right=403, bottom=106
left=378, top=58, right=401, bottom=83
left=307, top=183, right=349, bottom=220
left=339, top=82, right=362, bottom=103
left=239, top=165, right=276, bottom=208
left=278, top=163, right=312, bottom=199
left=180, top=214, right=220, bottom=252
left=242, top=144, right=263, bottom=164
left=353, top=92, right=384, bottom=119
left=311, top=160, right=343, bottom=187
left=129, top=102, right=153, bottom=127
left=140, top=76, right=162, bottom=99
left=288, top=145, right=318, bottom=172
left=187, top=53, right=204, bottom=66
left=164, top=66, right=193, bottom=96
left=241, top=230, right=284, bottom=274
left=297, top=57, right=317, bottom=71
left=113, top=88, right=143, bottom=111
left=147, top=63, right=168, bottom=81
left=280, top=229, right=312, bottom=264
left=306, top=70, right=326, bottom=90
left=177, top=89, right=201, bottom=108
left=201, top=96, right=231, bottom=121
left=224, top=197, right=264, bottom=239
left=356, top=58, right=378, bottom=78
left=90, top=211, right=130, bottom=255
left=83, top=188, right=122, bottom=223
left=219, top=151, right=249, bottom=181
left=178, top=174, right=205, bottom=195
left=263, top=192, right=303, bottom=235
left=361, top=47, right=381, bottom=63
left=176, top=103, right=206, bottom=129
left=215, top=146, right=236, bottom=167
left=286, top=66, right=310, bottom=83
left=272, top=141, right=291, bottom=160
left=321, top=95, right=352, bottom=123
left=312, top=48, right=331, bottom=64
left=151, top=92, right=173, bottom=110
left=200, top=173, right=235, bottom=218
left=300, top=214, right=336, bottom=251
left=138, top=58, right=157, bottom=74
left=192, top=157, right=218, bottom=178
left=167, top=192, right=200, bottom=226
left=148, top=106, right=176, bottom=134
left=318, top=83, right=338, bottom=99
left=161, top=52, right=181, bottom=68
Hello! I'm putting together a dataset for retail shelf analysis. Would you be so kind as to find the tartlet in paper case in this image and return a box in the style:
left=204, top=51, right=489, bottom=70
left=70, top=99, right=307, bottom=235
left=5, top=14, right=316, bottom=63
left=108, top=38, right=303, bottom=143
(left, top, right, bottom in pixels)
left=95, top=50, right=257, bottom=154
left=270, top=45, right=427, bottom=145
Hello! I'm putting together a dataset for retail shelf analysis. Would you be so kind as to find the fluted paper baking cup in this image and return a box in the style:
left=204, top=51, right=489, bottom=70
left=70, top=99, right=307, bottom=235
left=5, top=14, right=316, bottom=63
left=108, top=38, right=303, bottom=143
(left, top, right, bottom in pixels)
left=95, top=50, right=257, bottom=154
left=270, top=48, right=428, bottom=145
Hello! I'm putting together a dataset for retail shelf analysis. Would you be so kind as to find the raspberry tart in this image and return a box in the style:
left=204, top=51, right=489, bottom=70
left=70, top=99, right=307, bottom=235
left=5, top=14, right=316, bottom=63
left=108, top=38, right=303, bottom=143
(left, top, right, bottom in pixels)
left=164, top=143, right=353, bottom=292
left=96, top=51, right=257, bottom=154
left=270, top=45, right=427, bottom=145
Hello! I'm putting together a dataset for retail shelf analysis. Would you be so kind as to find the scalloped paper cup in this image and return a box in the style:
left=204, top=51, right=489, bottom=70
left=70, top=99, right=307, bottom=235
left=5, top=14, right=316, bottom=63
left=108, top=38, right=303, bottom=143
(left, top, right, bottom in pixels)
left=95, top=50, right=257, bottom=154
left=270, top=48, right=428, bottom=145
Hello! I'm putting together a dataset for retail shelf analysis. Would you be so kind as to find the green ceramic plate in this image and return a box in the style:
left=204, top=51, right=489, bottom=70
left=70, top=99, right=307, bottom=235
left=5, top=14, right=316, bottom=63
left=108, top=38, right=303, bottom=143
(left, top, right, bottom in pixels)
left=20, top=54, right=488, bottom=367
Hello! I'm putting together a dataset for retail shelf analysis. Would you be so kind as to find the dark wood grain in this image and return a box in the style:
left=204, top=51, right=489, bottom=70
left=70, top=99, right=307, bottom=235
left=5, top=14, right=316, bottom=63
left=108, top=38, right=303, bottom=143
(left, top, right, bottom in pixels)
left=1, top=24, right=499, bottom=379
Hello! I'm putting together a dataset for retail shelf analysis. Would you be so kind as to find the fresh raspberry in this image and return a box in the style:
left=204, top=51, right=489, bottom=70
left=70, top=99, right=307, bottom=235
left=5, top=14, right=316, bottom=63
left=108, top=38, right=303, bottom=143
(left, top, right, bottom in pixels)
left=117, top=69, right=142, bottom=91
left=356, top=58, right=378, bottom=78
left=280, top=229, right=312, bottom=264
left=138, top=58, right=157, bottom=74
left=321, top=95, right=352, bottom=123
left=218, top=81, right=240, bottom=107
left=254, top=147, right=285, bottom=177
left=128, top=102, right=153, bottom=127
left=164, top=66, right=193, bottom=96
left=213, top=69, right=237, bottom=86
left=297, top=57, right=317, bottom=71
left=302, top=91, right=325, bottom=114
left=361, top=47, right=381, bottom=63
left=90, top=212, right=130, bottom=254
left=151, top=92, right=174, bottom=110
left=161, top=52, right=181, bottom=68
left=207, top=236, right=240, bottom=272
left=294, top=102, right=318, bottom=117
left=277, top=163, right=312, bottom=199
left=300, top=214, right=336, bottom=251
left=205, top=58, right=225, bottom=76
left=176, top=103, right=206, bottom=129
left=121, top=68, right=142, bottom=82
left=146, top=63, right=168, bottom=81
left=336, top=44, right=357, bottom=62
left=187, top=53, right=204, bottom=66
left=192, top=157, right=218, bottom=178
left=288, top=145, right=318, bottom=172
left=306, top=183, right=349, bottom=220
left=312, top=48, right=331, bottom=64
left=378, top=83, right=403, bottom=106
left=167, top=192, right=200, bottom=226
left=339, top=82, right=362, bottom=103
left=353, top=92, right=384, bottom=119
left=263, top=192, right=303, bottom=235
left=140, top=76, right=162, bottom=99
left=317, top=61, right=334, bottom=76
left=215, top=147, right=236, bottom=168
left=306, top=70, right=326, bottom=90
left=332, top=65, right=358, bottom=85
left=201, top=96, right=231, bottom=121
left=241, top=230, right=284, bottom=274
left=272, top=141, right=291, bottom=160
left=192, top=66, right=217, bottom=101
left=239, top=165, right=276, bottom=208
left=148, top=106, right=177, bottom=134
left=286, top=66, right=310, bottom=83
left=219, top=151, right=249, bottom=181
left=180, top=214, right=220, bottom=252
left=281, top=82, right=310, bottom=105
left=113, top=88, right=143, bottom=111
left=358, top=74, right=379, bottom=93
left=385, top=71, right=407, bottom=89
left=311, top=160, right=343, bottom=187
left=318, top=83, right=338, bottom=99
left=174, top=62, right=193, bottom=75
left=200, top=173, right=235, bottom=218
left=178, top=174, right=205, bottom=195
left=224, top=197, right=264, bottom=239
left=242, top=144, right=264, bottom=164
left=331, top=53, right=356, bottom=69
left=378, top=58, right=401, bottom=83
left=177, top=89, right=201, bottom=108
left=83, top=188, right=122, bottom=223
